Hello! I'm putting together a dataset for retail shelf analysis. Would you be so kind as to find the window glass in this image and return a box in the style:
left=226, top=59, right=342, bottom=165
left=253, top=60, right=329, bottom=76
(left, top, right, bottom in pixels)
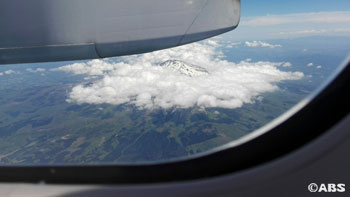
left=0, top=0, right=349, bottom=165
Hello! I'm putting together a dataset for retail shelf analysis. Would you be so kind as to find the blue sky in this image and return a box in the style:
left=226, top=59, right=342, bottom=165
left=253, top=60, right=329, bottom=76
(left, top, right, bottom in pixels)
left=242, top=0, right=350, bottom=16
left=221, top=0, right=350, bottom=41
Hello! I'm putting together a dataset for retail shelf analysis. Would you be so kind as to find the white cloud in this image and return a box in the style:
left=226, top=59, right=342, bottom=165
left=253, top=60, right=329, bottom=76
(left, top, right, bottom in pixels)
left=282, top=62, right=292, bottom=67
left=0, top=69, right=20, bottom=76
left=55, top=42, right=303, bottom=110
left=245, top=41, right=282, bottom=48
left=26, top=68, right=46, bottom=73
left=307, top=63, right=313, bottom=67
left=226, top=42, right=241, bottom=48
left=278, top=28, right=350, bottom=36
left=242, top=11, right=350, bottom=27
left=4, top=70, right=16, bottom=75
left=206, top=39, right=220, bottom=47
left=52, top=59, right=115, bottom=75
left=279, top=29, right=327, bottom=36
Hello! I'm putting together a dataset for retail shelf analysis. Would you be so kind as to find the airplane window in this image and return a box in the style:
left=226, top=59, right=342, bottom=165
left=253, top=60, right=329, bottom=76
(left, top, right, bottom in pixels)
left=0, top=0, right=349, bottom=167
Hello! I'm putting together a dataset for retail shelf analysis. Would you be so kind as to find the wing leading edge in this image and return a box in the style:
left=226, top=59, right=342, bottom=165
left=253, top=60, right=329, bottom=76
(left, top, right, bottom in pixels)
left=0, top=0, right=240, bottom=64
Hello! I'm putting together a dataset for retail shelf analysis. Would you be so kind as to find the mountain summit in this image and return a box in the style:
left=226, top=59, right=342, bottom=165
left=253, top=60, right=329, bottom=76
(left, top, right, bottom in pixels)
left=160, top=60, right=209, bottom=77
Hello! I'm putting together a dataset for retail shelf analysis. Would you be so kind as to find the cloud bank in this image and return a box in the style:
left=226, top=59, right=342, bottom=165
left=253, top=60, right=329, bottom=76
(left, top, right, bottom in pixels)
left=0, top=70, right=17, bottom=76
left=5, top=70, right=15, bottom=75
left=224, top=11, right=350, bottom=40
left=26, top=68, right=46, bottom=73
left=55, top=42, right=303, bottom=110
left=278, top=28, right=350, bottom=36
left=245, top=41, right=282, bottom=48
left=242, top=11, right=350, bottom=27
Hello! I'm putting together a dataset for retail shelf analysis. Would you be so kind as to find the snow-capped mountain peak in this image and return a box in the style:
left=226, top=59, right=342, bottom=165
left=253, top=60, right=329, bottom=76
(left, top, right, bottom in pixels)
left=160, top=60, right=208, bottom=77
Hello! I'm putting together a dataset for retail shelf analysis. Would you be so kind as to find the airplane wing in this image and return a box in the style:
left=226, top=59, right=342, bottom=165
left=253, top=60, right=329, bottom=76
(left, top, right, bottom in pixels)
left=0, top=0, right=240, bottom=64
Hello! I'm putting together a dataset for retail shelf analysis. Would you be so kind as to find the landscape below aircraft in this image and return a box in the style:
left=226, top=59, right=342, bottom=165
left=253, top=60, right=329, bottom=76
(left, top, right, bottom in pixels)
left=0, top=0, right=349, bottom=196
